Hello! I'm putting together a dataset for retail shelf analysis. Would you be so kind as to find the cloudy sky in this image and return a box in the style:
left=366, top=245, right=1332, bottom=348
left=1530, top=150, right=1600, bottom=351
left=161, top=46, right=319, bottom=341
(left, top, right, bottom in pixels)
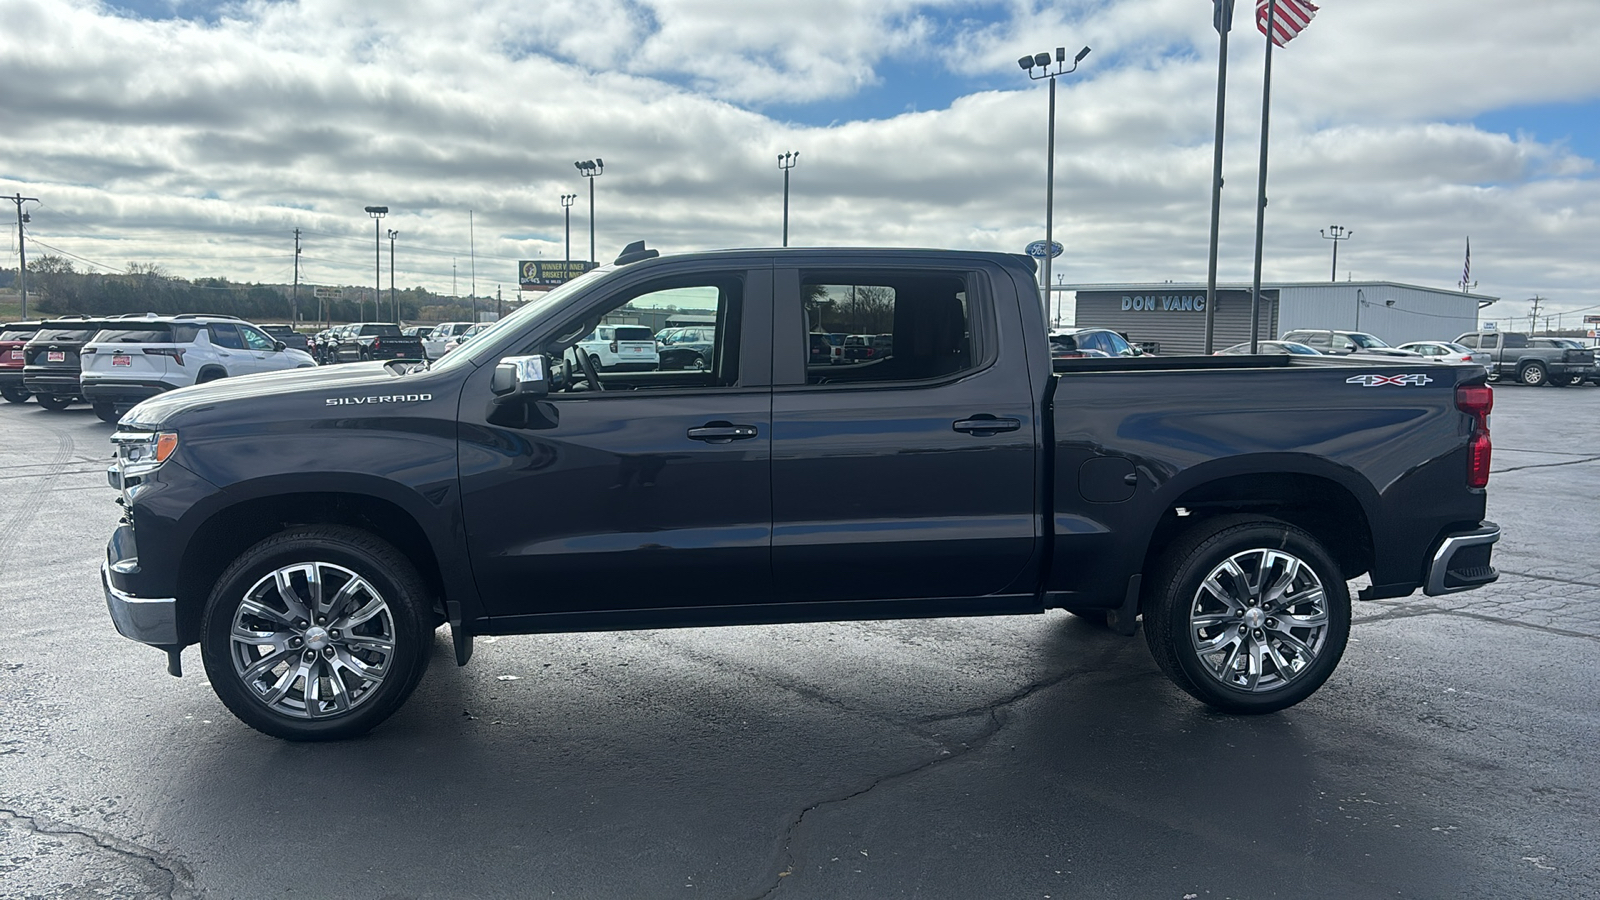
left=3, top=0, right=1599, bottom=327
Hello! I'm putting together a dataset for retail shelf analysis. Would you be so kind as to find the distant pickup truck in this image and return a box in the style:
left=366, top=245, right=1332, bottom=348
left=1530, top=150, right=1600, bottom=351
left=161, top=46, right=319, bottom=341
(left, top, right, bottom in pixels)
left=1454, top=330, right=1596, bottom=386
left=324, top=322, right=424, bottom=363
left=101, top=244, right=1500, bottom=741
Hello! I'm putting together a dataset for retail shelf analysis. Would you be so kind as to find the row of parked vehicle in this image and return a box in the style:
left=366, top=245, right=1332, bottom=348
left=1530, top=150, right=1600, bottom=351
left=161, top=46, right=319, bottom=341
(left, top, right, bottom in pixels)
left=0, top=314, right=320, bottom=421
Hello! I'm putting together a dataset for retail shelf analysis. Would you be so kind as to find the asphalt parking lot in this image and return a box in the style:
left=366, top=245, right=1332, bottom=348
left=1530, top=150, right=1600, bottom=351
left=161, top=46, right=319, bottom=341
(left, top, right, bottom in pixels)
left=1, top=382, right=1597, bottom=900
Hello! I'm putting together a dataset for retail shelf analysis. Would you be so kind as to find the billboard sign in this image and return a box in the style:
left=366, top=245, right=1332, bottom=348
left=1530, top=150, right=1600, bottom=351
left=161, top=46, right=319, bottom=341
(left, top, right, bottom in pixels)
left=520, top=260, right=597, bottom=289
left=313, top=286, right=342, bottom=299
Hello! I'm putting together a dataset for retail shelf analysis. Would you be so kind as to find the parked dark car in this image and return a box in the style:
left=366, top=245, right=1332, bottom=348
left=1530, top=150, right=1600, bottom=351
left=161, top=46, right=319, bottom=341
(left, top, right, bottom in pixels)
left=22, top=317, right=116, bottom=410
left=101, top=245, right=1499, bottom=741
left=656, top=325, right=716, bottom=370
left=258, top=324, right=314, bottom=356
left=842, top=333, right=893, bottom=362
left=325, top=323, right=425, bottom=363
left=1050, top=327, right=1139, bottom=360
left=1, top=321, right=42, bottom=403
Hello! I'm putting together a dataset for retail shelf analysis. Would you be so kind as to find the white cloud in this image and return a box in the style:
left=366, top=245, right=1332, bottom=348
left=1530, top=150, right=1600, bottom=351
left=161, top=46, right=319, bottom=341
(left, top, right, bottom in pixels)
left=0, top=0, right=1598, bottom=322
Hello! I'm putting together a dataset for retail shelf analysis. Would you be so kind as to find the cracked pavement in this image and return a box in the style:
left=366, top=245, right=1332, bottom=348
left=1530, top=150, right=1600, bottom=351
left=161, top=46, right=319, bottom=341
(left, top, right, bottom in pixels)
left=0, top=383, right=1596, bottom=899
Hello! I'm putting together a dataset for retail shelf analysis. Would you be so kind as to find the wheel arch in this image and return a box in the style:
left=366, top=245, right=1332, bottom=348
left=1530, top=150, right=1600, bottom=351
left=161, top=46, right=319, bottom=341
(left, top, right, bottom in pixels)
left=195, top=365, right=228, bottom=383
left=1140, top=460, right=1378, bottom=586
left=174, top=490, right=448, bottom=645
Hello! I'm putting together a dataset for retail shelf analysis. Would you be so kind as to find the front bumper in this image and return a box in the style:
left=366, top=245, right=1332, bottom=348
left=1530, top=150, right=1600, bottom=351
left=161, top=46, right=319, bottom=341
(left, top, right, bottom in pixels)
left=1423, top=522, right=1501, bottom=596
left=102, top=523, right=179, bottom=646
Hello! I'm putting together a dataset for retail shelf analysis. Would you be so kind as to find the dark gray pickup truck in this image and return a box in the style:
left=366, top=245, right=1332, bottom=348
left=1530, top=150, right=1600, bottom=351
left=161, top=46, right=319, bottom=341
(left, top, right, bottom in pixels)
left=102, top=244, right=1500, bottom=740
left=1456, top=330, right=1597, bottom=386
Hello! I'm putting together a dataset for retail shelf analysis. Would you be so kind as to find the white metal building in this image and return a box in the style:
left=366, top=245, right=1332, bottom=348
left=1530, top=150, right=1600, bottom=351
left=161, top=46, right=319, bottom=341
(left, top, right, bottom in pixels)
left=1056, top=281, right=1495, bottom=355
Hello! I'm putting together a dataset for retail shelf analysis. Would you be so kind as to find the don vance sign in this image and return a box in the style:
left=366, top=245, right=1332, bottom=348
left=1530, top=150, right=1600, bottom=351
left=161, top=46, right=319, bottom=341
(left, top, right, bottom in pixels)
left=1122, top=294, right=1207, bottom=312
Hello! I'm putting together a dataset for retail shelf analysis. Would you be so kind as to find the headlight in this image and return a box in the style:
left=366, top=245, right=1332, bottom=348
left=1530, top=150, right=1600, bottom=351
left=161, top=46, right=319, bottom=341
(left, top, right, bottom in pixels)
left=111, top=430, right=179, bottom=480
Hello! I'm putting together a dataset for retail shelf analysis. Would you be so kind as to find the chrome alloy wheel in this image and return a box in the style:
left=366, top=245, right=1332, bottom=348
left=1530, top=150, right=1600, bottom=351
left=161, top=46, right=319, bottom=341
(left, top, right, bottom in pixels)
left=1188, top=548, right=1330, bottom=693
left=229, top=562, right=397, bottom=719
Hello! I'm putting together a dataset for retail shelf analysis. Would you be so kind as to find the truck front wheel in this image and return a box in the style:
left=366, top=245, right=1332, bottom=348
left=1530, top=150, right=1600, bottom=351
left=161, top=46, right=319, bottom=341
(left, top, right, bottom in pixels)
left=1518, top=362, right=1547, bottom=386
left=200, top=526, right=434, bottom=741
left=1143, top=515, right=1350, bottom=714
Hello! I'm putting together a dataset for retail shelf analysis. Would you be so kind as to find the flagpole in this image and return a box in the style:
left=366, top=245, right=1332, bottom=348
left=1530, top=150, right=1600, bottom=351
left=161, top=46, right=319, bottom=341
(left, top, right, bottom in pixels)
left=1248, top=0, right=1279, bottom=353
left=1203, top=0, right=1234, bottom=355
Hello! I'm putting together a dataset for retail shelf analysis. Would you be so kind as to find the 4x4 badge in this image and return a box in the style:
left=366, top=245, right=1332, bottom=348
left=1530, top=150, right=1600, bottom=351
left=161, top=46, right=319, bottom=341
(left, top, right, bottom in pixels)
left=1346, top=374, right=1433, bottom=387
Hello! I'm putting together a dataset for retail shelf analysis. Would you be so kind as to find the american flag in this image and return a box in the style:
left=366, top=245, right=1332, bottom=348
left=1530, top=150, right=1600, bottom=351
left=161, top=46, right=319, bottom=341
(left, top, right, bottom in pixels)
left=1257, top=0, right=1319, bottom=47
left=1461, top=238, right=1472, bottom=291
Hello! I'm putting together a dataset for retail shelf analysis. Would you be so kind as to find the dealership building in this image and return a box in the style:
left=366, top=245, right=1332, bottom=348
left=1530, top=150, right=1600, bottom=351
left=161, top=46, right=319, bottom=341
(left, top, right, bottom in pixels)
left=1056, top=281, right=1496, bottom=355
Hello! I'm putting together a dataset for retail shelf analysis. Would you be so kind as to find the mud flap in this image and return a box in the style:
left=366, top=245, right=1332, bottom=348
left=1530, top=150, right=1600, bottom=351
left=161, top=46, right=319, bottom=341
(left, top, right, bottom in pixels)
left=1105, top=574, right=1142, bottom=636
left=446, top=600, right=473, bottom=666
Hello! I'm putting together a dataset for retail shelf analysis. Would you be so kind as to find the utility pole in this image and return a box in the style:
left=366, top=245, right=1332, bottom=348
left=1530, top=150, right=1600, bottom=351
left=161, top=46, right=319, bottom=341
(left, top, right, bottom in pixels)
left=575, top=159, right=604, bottom=264
left=365, top=206, right=388, bottom=322
left=1320, top=225, right=1353, bottom=282
left=469, top=210, right=476, bottom=313
left=1528, top=295, right=1543, bottom=335
left=496, top=284, right=502, bottom=320
left=8, top=193, right=39, bottom=319
left=291, top=228, right=302, bottom=324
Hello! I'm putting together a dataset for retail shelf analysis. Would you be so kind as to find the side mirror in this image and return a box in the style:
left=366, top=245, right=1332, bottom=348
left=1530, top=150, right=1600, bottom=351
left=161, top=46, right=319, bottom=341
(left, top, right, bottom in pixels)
left=274, top=340, right=287, bottom=351
left=492, top=354, right=550, bottom=401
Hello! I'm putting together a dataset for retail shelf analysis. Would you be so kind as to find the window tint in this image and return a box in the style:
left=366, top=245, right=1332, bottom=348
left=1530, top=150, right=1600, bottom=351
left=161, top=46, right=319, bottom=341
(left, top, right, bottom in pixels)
left=1298, top=332, right=1330, bottom=348
left=240, top=325, right=277, bottom=351
left=1103, top=332, right=1134, bottom=356
left=1502, top=333, right=1528, bottom=348
left=1349, top=333, right=1389, bottom=349
left=208, top=323, right=245, bottom=349
left=93, top=325, right=201, bottom=344
left=800, top=273, right=973, bottom=384
left=1, top=328, right=38, bottom=342
left=359, top=324, right=402, bottom=337
left=538, top=277, right=743, bottom=392
left=33, top=327, right=102, bottom=342
left=1458, top=335, right=1479, bottom=348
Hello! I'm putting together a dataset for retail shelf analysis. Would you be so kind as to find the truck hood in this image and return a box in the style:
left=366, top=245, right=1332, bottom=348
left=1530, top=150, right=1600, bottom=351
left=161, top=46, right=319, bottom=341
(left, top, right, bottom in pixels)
left=122, top=361, right=426, bottom=429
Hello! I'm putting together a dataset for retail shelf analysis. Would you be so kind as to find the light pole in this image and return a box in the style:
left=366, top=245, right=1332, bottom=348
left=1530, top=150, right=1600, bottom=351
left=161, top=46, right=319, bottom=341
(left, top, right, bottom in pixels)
left=1019, top=45, right=1091, bottom=324
left=365, top=206, right=387, bottom=321
left=778, top=151, right=799, bottom=247
left=560, top=194, right=576, bottom=269
left=1320, top=225, right=1352, bottom=282
left=574, top=159, right=604, bottom=264
left=386, top=229, right=398, bottom=321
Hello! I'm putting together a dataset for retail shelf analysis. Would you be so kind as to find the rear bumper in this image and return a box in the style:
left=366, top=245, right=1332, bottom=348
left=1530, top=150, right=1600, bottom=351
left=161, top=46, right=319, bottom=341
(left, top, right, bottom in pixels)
left=102, top=524, right=179, bottom=647
left=22, top=372, right=82, bottom=395
left=0, top=368, right=24, bottom=387
left=1423, top=522, right=1500, bottom=596
left=82, top=380, right=173, bottom=405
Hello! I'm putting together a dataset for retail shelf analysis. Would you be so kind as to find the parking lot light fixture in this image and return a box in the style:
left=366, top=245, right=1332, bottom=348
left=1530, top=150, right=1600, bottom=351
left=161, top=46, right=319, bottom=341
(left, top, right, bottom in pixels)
left=365, top=206, right=388, bottom=321
left=1320, top=225, right=1352, bottom=282
left=778, top=151, right=799, bottom=247
left=560, top=193, right=577, bottom=268
left=386, top=229, right=398, bottom=321
left=1020, top=44, right=1090, bottom=325
left=575, top=159, right=604, bottom=264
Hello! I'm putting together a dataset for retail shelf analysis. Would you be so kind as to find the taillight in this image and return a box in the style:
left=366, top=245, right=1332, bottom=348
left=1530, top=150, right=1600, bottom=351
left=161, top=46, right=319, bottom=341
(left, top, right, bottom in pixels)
left=373, top=338, right=383, bottom=349
left=145, top=347, right=186, bottom=366
left=1456, top=383, right=1493, bottom=489
left=609, top=340, right=619, bottom=353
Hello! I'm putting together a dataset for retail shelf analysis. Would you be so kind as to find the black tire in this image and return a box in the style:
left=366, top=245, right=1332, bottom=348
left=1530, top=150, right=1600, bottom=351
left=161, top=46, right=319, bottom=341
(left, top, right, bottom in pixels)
left=92, top=402, right=120, bottom=424
left=1143, top=514, right=1350, bottom=714
left=588, top=354, right=603, bottom=371
left=200, top=526, right=434, bottom=741
left=689, top=354, right=706, bottom=371
left=1518, top=362, right=1547, bottom=387
left=34, top=394, right=73, bottom=411
left=1556, top=374, right=1584, bottom=387
left=0, top=385, right=29, bottom=404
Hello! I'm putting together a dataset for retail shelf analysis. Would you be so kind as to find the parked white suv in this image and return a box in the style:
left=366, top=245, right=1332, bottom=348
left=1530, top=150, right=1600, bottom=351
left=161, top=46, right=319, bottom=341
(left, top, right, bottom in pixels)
left=577, top=324, right=660, bottom=371
left=421, top=322, right=474, bottom=359
left=81, top=314, right=316, bottom=422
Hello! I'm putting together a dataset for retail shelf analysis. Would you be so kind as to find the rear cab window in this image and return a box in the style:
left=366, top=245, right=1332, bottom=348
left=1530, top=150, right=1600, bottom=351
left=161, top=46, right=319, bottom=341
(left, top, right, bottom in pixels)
left=792, top=270, right=982, bottom=386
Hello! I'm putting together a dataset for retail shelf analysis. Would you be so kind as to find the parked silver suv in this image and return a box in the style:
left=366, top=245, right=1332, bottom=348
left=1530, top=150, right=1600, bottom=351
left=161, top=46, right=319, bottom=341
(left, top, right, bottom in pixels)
left=81, top=314, right=316, bottom=422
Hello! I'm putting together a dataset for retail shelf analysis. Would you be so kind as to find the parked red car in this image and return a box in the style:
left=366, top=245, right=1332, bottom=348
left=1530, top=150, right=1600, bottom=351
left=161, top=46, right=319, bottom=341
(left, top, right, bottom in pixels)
left=1, top=321, right=42, bottom=404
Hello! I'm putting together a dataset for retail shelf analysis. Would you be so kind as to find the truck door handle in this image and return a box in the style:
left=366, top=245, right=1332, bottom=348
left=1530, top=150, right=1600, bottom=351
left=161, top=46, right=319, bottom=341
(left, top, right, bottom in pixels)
left=952, top=416, right=1022, bottom=436
left=687, top=422, right=760, bottom=443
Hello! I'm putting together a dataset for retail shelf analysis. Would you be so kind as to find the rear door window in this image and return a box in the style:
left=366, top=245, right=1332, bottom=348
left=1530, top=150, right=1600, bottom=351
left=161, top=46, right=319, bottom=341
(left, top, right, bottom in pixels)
left=208, top=323, right=246, bottom=349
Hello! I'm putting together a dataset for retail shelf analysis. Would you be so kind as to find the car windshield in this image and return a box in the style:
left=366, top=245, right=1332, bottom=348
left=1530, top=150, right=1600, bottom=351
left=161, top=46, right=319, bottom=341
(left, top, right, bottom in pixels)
left=1349, top=333, right=1390, bottom=349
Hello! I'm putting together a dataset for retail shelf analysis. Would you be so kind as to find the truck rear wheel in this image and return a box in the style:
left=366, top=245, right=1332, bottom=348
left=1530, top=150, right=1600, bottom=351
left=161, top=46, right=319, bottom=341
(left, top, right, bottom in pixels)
left=200, top=526, right=434, bottom=741
left=1143, top=515, right=1349, bottom=714
left=34, top=394, right=73, bottom=411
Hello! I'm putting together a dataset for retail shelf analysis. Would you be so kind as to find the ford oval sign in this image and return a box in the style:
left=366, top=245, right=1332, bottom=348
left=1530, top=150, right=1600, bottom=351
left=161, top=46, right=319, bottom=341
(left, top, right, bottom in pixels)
left=1026, top=240, right=1064, bottom=259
